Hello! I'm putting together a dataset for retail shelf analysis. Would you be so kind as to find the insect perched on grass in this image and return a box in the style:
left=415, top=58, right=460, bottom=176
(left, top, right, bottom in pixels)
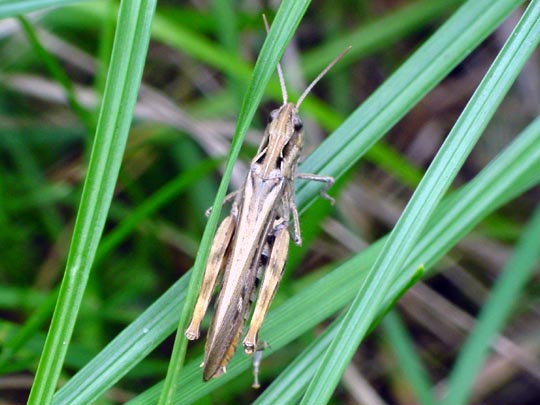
left=185, top=17, right=350, bottom=385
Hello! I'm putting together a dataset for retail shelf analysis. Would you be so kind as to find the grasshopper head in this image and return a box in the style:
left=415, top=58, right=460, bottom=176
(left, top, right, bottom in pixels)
left=259, top=103, right=303, bottom=177
left=257, top=16, right=350, bottom=178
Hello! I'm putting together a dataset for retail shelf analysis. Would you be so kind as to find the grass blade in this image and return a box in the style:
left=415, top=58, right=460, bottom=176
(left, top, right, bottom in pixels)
left=382, top=311, right=436, bottom=405
left=255, top=267, right=425, bottom=405
left=17, top=16, right=94, bottom=131
left=301, top=1, right=540, bottom=402
left=442, top=204, right=540, bottom=405
left=301, top=0, right=465, bottom=76
left=0, top=0, right=83, bottom=18
left=28, top=1, right=157, bottom=403
left=296, top=0, right=524, bottom=211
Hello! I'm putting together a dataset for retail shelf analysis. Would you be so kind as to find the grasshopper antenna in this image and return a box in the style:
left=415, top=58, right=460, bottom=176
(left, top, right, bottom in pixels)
left=296, top=45, right=352, bottom=109
left=262, top=15, right=288, bottom=105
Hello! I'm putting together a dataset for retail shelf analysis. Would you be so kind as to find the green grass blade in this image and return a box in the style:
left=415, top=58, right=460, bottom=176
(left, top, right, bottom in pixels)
left=210, top=0, right=243, bottom=106
left=254, top=320, right=340, bottom=405
left=53, top=275, right=191, bottom=405
left=94, top=158, right=220, bottom=266
left=255, top=267, right=425, bottom=405
left=442, top=205, right=540, bottom=405
left=17, top=16, right=94, bottom=132
left=157, top=1, right=312, bottom=403
left=382, top=311, right=435, bottom=405
left=396, top=124, right=540, bottom=278
left=0, top=0, right=83, bottom=17
left=301, top=0, right=465, bottom=76
left=301, top=2, right=540, bottom=402
left=27, top=1, right=157, bottom=403
left=295, top=0, right=524, bottom=211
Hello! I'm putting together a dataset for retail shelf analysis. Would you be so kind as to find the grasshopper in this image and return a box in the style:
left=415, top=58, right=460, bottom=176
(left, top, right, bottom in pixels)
left=185, top=21, right=350, bottom=383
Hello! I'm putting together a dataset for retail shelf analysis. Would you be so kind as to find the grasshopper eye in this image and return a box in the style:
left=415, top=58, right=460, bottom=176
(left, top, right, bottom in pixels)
left=293, top=116, right=303, bottom=131
left=268, top=109, right=279, bottom=123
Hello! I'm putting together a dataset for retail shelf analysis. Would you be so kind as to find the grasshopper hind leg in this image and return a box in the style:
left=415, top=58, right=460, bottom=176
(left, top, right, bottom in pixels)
left=243, top=222, right=289, bottom=353
left=185, top=215, right=235, bottom=340
left=252, top=341, right=270, bottom=388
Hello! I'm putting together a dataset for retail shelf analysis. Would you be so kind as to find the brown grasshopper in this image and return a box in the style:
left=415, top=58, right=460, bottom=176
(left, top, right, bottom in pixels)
left=185, top=23, right=350, bottom=383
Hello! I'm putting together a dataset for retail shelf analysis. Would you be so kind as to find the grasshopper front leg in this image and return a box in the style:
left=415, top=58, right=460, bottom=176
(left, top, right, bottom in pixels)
left=243, top=222, right=289, bottom=353
left=297, top=173, right=335, bottom=204
left=186, top=215, right=235, bottom=340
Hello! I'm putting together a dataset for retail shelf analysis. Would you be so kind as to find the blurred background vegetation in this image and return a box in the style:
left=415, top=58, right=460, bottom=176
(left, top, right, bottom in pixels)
left=0, top=0, right=539, bottom=404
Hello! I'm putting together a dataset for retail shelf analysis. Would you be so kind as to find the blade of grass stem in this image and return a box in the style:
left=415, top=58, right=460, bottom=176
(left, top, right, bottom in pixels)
left=254, top=266, right=425, bottom=405
left=442, top=204, right=540, bottom=405
left=0, top=0, right=83, bottom=17
left=295, top=0, right=524, bottom=211
left=18, top=16, right=94, bottom=132
left=382, top=311, right=435, bottom=405
left=302, top=2, right=540, bottom=401
left=301, top=0, right=465, bottom=76
left=95, top=158, right=220, bottom=266
left=28, top=1, right=157, bottom=403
